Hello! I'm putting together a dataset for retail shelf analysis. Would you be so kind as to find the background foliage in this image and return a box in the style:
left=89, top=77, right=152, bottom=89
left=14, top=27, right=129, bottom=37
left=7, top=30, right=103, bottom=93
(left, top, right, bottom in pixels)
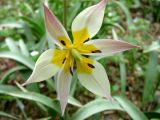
left=0, top=0, right=160, bottom=119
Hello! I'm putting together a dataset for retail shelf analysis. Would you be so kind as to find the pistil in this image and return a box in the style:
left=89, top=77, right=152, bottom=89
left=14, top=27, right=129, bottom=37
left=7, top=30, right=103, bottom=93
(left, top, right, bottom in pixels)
left=71, top=49, right=82, bottom=61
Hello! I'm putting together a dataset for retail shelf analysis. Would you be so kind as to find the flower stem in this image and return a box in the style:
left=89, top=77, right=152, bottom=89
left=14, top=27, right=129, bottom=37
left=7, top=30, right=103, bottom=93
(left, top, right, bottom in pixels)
left=63, top=0, right=67, bottom=29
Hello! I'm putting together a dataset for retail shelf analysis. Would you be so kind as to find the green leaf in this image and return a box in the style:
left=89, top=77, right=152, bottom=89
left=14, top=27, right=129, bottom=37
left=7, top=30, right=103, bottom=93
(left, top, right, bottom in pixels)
left=142, top=52, right=158, bottom=103
left=68, top=96, right=82, bottom=107
left=21, top=16, right=44, bottom=36
left=68, top=3, right=81, bottom=27
left=71, top=96, right=148, bottom=120
left=23, top=24, right=34, bottom=48
left=0, top=51, right=35, bottom=70
left=5, top=38, right=19, bottom=53
left=113, top=1, right=134, bottom=30
left=107, top=22, right=125, bottom=33
left=70, top=72, right=78, bottom=96
left=36, top=117, right=51, bottom=120
left=0, top=85, right=60, bottom=113
left=0, top=111, right=19, bottom=120
left=0, top=21, right=23, bottom=29
left=115, top=96, right=148, bottom=120
left=70, top=98, right=123, bottom=120
left=19, top=39, right=30, bottom=57
left=119, top=55, right=127, bottom=96
left=36, top=35, right=47, bottom=52
left=144, top=40, right=160, bottom=53
left=144, top=112, right=160, bottom=119
left=0, top=66, right=27, bottom=84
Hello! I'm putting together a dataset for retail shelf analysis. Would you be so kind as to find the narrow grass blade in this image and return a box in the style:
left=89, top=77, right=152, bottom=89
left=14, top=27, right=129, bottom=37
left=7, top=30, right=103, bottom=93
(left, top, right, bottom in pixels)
left=19, top=40, right=30, bottom=57
left=119, top=55, right=127, bottom=95
left=0, top=22, right=23, bottom=29
left=0, top=66, right=26, bottom=84
left=70, top=72, right=78, bottom=96
left=23, top=24, right=34, bottom=48
left=21, top=16, right=44, bottom=35
left=142, top=52, right=158, bottom=104
left=5, top=38, right=19, bottom=53
left=0, top=51, right=35, bottom=70
left=68, top=96, right=82, bottom=107
left=113, top=1, right=134, bottom=29
left=0, top=111, right=19, bottom=120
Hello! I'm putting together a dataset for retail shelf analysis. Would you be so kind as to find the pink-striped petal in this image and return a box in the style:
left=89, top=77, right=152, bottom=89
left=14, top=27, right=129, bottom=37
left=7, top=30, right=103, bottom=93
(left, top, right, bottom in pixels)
left=44, top=5, right=71, bottom=48
left=80, top=39, right=139, bottom=56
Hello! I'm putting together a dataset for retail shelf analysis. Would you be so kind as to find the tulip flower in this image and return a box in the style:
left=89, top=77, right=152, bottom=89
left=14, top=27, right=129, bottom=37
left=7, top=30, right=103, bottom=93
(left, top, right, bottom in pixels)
left=22, top=0, right=139, bottom=115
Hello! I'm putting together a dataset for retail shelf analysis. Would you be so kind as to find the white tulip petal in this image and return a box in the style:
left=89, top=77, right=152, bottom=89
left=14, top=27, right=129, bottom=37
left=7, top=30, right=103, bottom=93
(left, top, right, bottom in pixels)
left=57, top=65, right=72, bottom=116
left=72, top=0, right=107, bottom=39
left=36, top=49, right=54, bottom=65
left=81, top=39, right=139, bottom=56
left=77, top=60, right=111, bottom=99
left=44, top=5, right=71, bottom=48
left=22, top=49, right=60, bottom=86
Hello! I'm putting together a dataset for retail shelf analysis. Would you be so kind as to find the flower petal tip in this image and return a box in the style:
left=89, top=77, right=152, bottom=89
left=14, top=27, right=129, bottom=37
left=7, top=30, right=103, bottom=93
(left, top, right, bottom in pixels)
left=60, top=102, right=67, bottom=116
left=21, top=74, right=35, bottom=86
left=129, top=44, right=141, bottom=49
left=118, top=40, right=141, bottom=50
left=43, top=4, right=50, bottom=14
left=21, top=79, right=31, bottom=87
left=21, top=83, right=27, bottom=87
left=43, top=1, right=48, bottom=7
left=21, top=79, right=33, bottom=86
left=134, top=45, right=141, bottom=49
left=101, top=0, right=107, bottom=4
left=99, top=0, right=107, bottom=7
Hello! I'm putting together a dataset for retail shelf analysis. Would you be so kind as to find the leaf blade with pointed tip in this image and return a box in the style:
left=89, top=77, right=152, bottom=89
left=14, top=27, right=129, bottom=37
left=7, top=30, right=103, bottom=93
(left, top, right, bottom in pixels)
left=0, top=111, right=19, bottom=120
left=0, top=85, right=60, bottom=113
left=0, top=66, right=27, bottom=84
left=0, top=51, right=35, bottom=70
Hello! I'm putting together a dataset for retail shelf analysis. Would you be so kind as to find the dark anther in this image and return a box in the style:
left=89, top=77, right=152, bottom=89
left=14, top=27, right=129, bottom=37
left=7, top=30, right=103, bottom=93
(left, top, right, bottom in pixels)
left=84, top=55, right=89, bottom=58
left=70, top=67, right=73, bottom=75
left=91, top=50, right=102, bottom=53
left=83, top=38, right=90, bottom=43
left=62, top=57, right=66, bottom=64
left=87, top=63, right=95, bottom=68
left=60, top=40, right=66, bottom=45
left=51, top=76, right=54, bottom=80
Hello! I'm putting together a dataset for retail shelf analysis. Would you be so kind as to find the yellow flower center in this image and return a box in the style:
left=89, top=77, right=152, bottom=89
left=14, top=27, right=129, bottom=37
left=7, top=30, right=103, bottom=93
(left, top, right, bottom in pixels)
left=51, top=28, right=100, bottom=74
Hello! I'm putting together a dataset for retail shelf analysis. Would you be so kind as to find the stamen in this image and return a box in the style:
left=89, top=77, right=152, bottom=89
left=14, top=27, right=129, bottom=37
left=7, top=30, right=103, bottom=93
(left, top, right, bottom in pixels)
left=91, top=50, right=102, bottom=53
left=87, top=63, right=95, bottom=68
left=60, top=40, right=66, bottom=45
left=83, top=38, right=90, bottom=43
left=62, top=57, right=66, bottom=64
left=70, top=67, right=73, bottom=75
left=83, top=55, right=89, bottom=58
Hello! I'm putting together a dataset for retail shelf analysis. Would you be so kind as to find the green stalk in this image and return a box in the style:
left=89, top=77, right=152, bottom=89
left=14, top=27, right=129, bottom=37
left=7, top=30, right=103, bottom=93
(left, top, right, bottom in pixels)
left=63, top=0, right=67, bottom=29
